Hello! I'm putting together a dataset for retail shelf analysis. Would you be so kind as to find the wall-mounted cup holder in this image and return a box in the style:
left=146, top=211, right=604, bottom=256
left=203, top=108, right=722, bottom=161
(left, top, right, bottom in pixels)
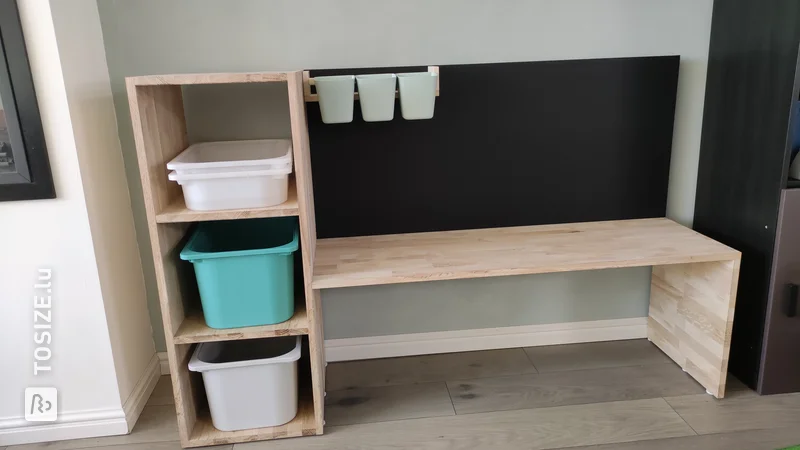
left=355, top=74, right=397, bottom=122
left=397, top=72, right=438, bottom=120
left=314, top=75, right=355, bottom=124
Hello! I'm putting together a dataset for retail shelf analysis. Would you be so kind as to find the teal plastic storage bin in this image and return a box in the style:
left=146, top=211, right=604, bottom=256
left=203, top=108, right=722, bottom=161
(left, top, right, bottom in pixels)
left=180, top=217, right=298, bottom=329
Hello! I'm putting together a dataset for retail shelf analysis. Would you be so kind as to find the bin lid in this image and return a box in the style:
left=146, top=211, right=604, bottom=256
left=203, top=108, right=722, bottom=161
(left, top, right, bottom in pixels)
left=166, top=139, right=292, bottom=172
left=188, top=336, right=301, bottom=373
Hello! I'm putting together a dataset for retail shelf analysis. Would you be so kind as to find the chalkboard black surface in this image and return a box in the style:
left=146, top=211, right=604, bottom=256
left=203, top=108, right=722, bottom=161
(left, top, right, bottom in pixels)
left=308, top=56, right=679, bottom=238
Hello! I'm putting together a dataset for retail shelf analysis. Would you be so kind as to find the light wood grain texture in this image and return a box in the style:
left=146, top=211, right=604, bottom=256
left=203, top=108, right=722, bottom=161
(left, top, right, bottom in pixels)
left=288, top=72, right=317, bottom=267
left=303, top=66, right=440, bottom=102
left=126, top=80, right=197, bottom=444
left=312, top=218, right=740, bottom=289
left=287, top=71, right=326, bottom=435
left=128, top=72, right=287, bottom=86
left=567, top=427, right=800, bottom=450
left=326, top=348, right=536, bottom=390
left=155, top=181, right=298, bottom=223
left=305, top=289, right=325, bottom=432
left=236, top=398, right=695, bottom=450
left=448, top=363, right=704, bottom=414
left=185, top=389, right=317, bottom=448
left=648, top=259, right=741, bottom=398
left=665, top=392, right=800, bottom=435
left=523, top=339, right=672, bottom=373
left=325, top=382, right=455, bottom=426
left=173, top=304, right=308, bottom=344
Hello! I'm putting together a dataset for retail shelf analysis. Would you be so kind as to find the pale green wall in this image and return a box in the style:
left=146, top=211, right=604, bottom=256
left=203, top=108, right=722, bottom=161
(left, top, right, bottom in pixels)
left=96, top=0, right=713, bottom=350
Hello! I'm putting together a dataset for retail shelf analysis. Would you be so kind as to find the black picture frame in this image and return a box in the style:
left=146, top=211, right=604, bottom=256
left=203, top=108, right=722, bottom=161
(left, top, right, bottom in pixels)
left=0, top=0, right=54, bottom=201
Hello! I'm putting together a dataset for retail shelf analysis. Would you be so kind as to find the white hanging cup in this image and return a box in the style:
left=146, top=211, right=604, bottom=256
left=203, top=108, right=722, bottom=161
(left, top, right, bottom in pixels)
left=356, top=74, right=397, bottom=122
left=397, top=72, right=438, bottom=120
left=314, top=75, right=355, bottom=124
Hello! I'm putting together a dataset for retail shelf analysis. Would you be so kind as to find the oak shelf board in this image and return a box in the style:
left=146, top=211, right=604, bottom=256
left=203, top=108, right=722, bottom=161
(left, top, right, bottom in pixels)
left=156, top=182, right=299, bottom=223
left=173, top=303, right=309, bottom=345
left=186, top=388, right=317, bottom=447
left=312, top=218, right=741, bottom=289
left=127, top=71, right=292, bottom=86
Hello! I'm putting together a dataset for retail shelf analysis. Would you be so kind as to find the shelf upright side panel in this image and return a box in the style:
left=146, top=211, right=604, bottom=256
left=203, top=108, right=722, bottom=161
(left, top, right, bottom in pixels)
left=648, top=258, right=741, bottom=398
left=126, top=79, right=196, bottom=444
left=287, top=71, right=325, bottom=434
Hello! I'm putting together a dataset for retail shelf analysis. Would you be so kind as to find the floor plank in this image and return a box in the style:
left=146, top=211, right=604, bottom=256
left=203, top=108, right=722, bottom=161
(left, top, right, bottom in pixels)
left=7, top=405, right=178, bottom=450
left=88, top=443, right=231, bottom=450
left=665, top=392, right=800, bottom=435
left=146, top=375, right=175, bottom=407
left=524, top=339, right=671, bottom=372
left=449, top=363, right=705, bottom=414
left=236, top=398, right=695, bottom=450
left=326, top=348, right=536, bottom=390
left=724, top=374, right=753, bottom=396
left=564, top=427, right=800, bottom=450
left=571, top=428, right=800, bottom=450
left=325, top=382, right=455, bottom=426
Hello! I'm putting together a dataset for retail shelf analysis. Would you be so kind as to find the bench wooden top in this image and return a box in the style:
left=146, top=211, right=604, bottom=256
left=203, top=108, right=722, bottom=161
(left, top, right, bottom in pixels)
left=312, top=218, right=740, bottom=289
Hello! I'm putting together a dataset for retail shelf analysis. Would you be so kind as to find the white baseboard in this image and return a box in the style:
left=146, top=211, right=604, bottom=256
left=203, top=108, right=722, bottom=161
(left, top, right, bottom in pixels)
left=324, top=317, right=648, bottom=362
left=157, top=352, right=170, bottom=375
left=122, top=353, right=161, bottom=430
left=0, top=405, right=127, bottom=446
left=0, top=353, right=161, bottom=446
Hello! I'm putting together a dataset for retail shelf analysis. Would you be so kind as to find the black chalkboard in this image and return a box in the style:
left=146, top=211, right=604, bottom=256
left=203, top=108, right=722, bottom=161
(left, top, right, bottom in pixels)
left=308, top=56, right=679, bottom=238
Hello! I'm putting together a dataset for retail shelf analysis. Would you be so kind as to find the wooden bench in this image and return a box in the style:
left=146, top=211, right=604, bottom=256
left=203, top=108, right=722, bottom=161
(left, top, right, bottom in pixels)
left=313, top=217, right=741, bottom=398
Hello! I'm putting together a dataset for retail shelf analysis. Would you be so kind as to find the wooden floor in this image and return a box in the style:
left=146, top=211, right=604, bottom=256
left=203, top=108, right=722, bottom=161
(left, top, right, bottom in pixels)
left=9, top=340, right=800, bottom=450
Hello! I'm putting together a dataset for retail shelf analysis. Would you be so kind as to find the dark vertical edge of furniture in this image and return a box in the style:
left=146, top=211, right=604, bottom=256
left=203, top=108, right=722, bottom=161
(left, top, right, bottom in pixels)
left=693, top=0, right=800, bottom=390
left=759, top=189, right=800, bottom=394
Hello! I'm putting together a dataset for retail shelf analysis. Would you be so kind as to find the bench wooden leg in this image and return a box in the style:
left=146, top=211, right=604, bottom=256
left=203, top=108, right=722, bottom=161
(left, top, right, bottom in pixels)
left=647, top=259, right=740, bottom=398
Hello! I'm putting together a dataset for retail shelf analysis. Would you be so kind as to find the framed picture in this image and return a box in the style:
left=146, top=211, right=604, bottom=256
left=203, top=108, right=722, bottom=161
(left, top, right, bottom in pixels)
left=0, top=0, right=54, bottom=201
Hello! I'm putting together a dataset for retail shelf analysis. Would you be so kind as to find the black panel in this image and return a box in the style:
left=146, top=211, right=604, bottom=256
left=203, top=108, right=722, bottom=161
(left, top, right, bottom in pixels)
left=693, top=0, right=800, bottom=390
left=308, top=57, right=679, bottom=238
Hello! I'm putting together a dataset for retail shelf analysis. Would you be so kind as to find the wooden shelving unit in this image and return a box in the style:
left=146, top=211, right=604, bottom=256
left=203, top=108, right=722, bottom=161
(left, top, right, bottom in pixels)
left=126, top=71, right=325, bottom=448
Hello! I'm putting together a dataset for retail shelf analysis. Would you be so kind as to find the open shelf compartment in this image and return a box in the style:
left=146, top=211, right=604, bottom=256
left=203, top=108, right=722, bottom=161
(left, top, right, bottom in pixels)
left=185, top=356, right=318, bottom=448
left=174, top=301, right=309, bottom=345
left=156, top=180, right=299, bottom=223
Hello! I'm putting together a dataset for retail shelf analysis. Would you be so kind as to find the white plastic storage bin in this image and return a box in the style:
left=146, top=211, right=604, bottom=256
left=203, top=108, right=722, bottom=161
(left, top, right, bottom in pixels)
left=166, top=139, right=293, bottom=211
left=188, top=336, right=301, bottom=431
